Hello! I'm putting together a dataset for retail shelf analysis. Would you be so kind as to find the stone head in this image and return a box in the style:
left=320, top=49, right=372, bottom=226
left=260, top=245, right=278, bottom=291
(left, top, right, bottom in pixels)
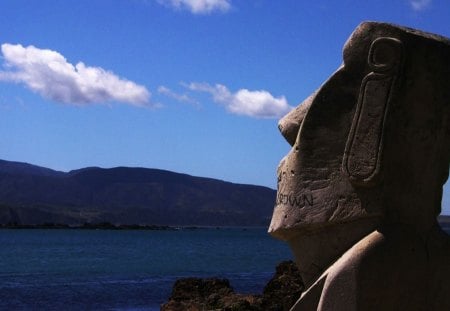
left=269, top=22, right=450, bottom=242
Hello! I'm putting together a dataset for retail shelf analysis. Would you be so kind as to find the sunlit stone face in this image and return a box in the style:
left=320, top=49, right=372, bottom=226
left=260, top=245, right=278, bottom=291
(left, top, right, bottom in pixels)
left=269, top=69, right=369, bottom=240
left=268, top=29, right=400, bottom=240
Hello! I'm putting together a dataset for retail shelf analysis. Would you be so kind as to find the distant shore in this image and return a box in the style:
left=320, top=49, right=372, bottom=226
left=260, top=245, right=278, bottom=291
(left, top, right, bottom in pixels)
left=0, top=222, right=199, bottom=230
left=2, top=216, right=449, bottom=230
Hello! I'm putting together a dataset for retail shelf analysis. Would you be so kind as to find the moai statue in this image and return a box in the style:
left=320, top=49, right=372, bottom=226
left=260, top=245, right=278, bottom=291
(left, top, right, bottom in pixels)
left=269, top=22, right=450, bottom=310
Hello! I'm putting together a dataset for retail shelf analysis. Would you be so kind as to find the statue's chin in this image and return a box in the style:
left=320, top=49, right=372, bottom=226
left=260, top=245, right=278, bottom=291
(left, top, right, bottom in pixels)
left=286, top=217, right=381, bottom=288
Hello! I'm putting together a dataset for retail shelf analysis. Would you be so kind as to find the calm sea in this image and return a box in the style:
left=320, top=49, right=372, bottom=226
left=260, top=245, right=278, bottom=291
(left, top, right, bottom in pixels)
left=0, top=228, right=292, bottom=310
left=3, top=225, right=449, bottom=310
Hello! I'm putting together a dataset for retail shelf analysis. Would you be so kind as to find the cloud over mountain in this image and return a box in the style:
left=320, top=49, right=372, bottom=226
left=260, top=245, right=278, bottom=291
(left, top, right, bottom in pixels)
left=187, top=82, right=292, bottom=118
left=0, top=43, right=151, bottom=106
left=157, top=0, right=231, bottom=14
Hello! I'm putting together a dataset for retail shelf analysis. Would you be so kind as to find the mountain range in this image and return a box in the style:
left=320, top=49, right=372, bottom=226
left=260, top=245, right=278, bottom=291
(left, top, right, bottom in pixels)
left=0, top=159, right=276, bottom=227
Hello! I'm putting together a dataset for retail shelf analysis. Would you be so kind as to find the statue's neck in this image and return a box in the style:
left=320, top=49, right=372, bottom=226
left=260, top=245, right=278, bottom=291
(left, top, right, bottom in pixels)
left=287, top=217, right=380, bottom=288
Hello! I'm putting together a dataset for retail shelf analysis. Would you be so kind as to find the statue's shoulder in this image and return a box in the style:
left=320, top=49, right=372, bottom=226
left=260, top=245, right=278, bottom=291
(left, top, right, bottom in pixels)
left=295, top=226, right=446, bottom=311
left=292, top=230, right=385, bottom=311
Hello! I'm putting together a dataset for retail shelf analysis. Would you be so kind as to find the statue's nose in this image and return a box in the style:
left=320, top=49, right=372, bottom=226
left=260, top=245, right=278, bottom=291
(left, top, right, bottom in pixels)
left=278, top=90, right=316, bottom=146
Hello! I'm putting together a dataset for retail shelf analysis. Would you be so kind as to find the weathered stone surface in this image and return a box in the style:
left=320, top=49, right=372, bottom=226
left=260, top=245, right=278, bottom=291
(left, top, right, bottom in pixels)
left=161, top=261, right=304, bottom=311
left=269, top=21, right=450, bottom=310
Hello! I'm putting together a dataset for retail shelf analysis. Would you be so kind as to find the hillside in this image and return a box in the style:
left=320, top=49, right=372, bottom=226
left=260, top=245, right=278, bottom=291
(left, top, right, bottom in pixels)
left=0, top=160, right=276, bottom=227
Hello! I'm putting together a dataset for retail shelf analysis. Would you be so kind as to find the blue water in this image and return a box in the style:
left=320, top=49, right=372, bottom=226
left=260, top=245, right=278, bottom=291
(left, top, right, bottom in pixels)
left=0, top=228, right=292, bottom=310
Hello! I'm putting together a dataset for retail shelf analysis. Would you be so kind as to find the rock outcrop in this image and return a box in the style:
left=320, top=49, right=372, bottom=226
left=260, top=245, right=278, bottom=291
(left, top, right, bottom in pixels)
left=161, top=260, right=304, bottom=311
left=260, top=261, right=304, bottom=310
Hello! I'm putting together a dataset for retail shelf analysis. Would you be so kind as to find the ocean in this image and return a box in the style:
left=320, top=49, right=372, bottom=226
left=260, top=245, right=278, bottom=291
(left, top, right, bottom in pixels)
left=0, top=228, right=292, bottom=310
left=2, top=225, right=450, bottom=310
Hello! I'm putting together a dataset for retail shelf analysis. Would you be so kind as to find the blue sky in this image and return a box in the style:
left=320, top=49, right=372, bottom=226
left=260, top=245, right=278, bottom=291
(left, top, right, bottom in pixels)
left=1, top=0, right=450, bottom=214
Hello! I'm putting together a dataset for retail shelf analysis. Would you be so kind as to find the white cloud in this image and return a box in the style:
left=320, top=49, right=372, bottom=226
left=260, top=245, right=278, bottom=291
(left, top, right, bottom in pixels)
left=187, top=82, right=293, bottom=118
left=0, top=43, right=151, bottom=107
left=157, top=0, right=231, bottom=14
left=410, top=0, right=431, bottom=11
left=158, top=85, right=199, bottom=106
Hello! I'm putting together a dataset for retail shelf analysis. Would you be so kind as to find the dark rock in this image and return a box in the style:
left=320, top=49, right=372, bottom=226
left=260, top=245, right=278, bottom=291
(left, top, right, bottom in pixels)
left=170, top=278, right=234, bottom=301
left=161, top=277, right=261, bottom=311
left=260, top=261, right=304, bottom=311
left=161, top=261, right=303, bottom=311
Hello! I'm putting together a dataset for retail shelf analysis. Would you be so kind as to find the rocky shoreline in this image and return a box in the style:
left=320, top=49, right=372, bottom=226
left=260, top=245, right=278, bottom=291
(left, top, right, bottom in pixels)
left=161, top=260, right=304, bottom=311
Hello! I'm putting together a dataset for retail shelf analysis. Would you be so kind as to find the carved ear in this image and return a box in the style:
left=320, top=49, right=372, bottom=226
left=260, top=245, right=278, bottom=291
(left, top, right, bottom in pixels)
left=342, top=37, right=403, bottom=186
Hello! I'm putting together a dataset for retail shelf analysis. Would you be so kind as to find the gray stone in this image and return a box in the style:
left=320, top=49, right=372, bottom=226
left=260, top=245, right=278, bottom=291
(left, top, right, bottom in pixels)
left=269, top=21, right=450, bottom=310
